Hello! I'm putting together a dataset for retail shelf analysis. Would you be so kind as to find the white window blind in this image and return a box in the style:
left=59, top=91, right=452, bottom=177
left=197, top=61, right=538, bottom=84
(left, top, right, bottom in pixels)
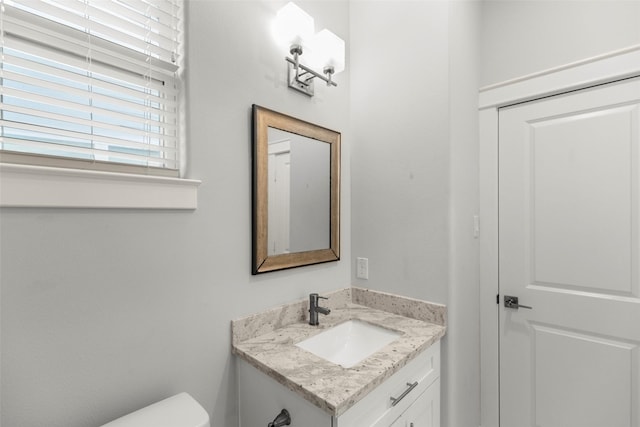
left=0, top=0, right=182, bottom=176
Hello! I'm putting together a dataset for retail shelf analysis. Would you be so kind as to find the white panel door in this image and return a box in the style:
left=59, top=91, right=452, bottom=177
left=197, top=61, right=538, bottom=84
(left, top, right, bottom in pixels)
left=499, top=77, right=640, bottom=427
left=268, top=142, right=291, bottom=255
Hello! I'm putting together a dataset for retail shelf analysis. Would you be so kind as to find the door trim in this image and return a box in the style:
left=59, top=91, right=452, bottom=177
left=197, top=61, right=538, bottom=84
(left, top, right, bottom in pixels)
left=478, top=44, right=640, bottom=427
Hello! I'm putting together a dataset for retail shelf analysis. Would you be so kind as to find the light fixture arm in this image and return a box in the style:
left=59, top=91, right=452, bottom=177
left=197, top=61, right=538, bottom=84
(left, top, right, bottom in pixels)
left=285, top=53, right=338, bottom=88
left=323, top=66, right=335, bottom=87
left=289, top=44, right=303, bottom=72
left=288, top=45, right=317, bottom=88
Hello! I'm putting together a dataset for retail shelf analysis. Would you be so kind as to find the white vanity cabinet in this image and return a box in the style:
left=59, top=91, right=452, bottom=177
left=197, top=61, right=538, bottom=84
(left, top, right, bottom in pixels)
left=389, top=378, right=440, bottom=427
left=238, top=341, right=440, bottom=427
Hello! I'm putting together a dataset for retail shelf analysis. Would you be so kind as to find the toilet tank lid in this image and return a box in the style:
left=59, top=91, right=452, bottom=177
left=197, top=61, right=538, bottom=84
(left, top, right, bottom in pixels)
left=101, top=393, right=210, bottom=427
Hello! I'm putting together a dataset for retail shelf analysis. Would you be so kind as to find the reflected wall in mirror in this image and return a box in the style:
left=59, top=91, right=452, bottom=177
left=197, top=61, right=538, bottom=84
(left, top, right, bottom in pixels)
left=252, top=105, right=340, bottom=274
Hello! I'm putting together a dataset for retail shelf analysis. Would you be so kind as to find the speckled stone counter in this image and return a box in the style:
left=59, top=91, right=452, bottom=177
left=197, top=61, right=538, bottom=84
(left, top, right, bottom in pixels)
left=231, top=287, right=446, bottom=417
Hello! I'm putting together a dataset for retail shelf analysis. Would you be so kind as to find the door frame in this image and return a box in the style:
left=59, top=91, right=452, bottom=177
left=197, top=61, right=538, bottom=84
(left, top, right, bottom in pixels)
left=478, top=44, right=640, bottom=427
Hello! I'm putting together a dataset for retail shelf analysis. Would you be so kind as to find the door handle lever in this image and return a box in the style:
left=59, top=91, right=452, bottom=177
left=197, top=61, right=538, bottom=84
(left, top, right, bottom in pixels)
left=504, top=295, right=532, bottom=310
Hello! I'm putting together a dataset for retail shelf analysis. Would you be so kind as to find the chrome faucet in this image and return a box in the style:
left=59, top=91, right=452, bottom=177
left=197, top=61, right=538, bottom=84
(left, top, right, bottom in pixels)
left=309, top=293, right=330, bottom=326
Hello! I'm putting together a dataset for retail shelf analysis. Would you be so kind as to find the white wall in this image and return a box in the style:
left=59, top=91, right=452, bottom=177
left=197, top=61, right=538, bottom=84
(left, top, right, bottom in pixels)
left=0, top=2, right=350, bottom=426
left=350, top=1, right=451, bottom=304
left=480, top=0, right=640, bottom=87
left=350, top=1, right=481, bottom=426
left=448, top=3, right=481, bottom=427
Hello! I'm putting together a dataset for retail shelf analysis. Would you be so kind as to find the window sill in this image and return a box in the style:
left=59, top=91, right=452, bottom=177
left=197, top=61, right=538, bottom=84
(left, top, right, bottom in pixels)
left=0, top=163, right=201, bottom=209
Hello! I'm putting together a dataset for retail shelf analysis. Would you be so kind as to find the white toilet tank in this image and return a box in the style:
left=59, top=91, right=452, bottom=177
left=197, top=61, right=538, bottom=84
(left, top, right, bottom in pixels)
left=101, top=393, right=210, bottom=427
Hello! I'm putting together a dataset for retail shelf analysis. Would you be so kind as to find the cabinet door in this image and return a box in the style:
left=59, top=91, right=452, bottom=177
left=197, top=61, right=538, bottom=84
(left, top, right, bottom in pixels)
left=339, top=341, right=440, bottom=427
left=391, top=378, right=440, bottom=427
left=238, top=359, right=331, bottom=427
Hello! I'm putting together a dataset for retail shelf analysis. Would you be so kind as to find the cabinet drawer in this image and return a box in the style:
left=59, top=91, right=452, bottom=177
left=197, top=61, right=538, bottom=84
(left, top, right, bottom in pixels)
left=335, top=341, right=440, bottom=427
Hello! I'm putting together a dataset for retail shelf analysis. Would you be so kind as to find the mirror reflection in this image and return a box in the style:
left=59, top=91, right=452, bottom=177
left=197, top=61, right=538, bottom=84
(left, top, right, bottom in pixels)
left=267, top=127, right=330, bottom=256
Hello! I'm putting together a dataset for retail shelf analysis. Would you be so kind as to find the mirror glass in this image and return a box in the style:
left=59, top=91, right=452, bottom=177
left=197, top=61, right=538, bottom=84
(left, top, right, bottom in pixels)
left=253, top=105, right=340, bottom=274
left=267, top=127, right=330, bottom=255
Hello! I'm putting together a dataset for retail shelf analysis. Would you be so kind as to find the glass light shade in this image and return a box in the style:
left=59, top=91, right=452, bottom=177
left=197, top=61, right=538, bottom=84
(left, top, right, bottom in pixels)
left=307, top=29, right=345, bottom=74
left=272, top=2, right=314, bottom=50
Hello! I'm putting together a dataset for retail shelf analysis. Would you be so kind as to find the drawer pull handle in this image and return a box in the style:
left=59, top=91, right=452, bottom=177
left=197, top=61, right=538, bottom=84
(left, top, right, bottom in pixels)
left=390, top=381, right=419, bottom=407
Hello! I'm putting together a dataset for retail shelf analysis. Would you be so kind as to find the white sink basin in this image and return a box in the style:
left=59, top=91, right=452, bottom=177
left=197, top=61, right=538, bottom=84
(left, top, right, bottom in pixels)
left=295, top=320, right=401, bottom=368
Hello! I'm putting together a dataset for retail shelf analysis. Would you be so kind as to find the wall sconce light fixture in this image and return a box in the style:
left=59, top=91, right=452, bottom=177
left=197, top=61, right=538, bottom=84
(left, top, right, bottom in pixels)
left=273, top=2, right=345, bottom=96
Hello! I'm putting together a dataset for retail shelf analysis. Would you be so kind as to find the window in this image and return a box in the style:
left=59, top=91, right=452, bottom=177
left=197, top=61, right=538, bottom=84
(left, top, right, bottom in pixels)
left=1, top=0, right=182, bottom=177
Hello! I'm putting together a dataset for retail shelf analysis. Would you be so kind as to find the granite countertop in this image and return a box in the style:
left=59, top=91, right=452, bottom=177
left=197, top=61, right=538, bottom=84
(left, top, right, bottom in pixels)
left=231, top=287, right=446, bottom=417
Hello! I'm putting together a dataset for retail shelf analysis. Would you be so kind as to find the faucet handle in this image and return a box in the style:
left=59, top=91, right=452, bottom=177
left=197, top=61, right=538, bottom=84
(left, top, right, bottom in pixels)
left=318, top=295, right=328, bottom=300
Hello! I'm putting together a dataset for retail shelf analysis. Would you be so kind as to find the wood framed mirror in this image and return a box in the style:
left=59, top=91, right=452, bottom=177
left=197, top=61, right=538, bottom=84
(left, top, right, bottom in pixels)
left=252, top=105, right=340, bottom=274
